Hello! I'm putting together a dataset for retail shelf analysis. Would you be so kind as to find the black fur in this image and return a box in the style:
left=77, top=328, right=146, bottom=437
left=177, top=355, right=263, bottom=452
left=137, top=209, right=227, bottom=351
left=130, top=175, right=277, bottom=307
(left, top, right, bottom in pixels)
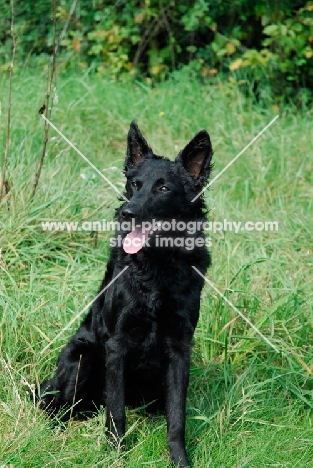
left=38, top=122, right=213, bottom=467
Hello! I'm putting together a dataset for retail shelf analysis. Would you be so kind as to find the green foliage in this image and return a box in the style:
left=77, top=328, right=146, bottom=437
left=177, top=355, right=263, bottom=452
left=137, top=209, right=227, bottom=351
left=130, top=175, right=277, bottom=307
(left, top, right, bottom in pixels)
left=229, top=2, right=313, bottom=100
left=0, top=0, right=313, bottom=99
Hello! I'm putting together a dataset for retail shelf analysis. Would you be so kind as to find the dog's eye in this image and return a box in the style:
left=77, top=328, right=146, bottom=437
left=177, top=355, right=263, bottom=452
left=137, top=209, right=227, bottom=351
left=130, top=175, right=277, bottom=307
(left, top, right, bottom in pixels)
left=131, top=181, right=139, bottom=189
left=159, top=185, right=169, bottom=192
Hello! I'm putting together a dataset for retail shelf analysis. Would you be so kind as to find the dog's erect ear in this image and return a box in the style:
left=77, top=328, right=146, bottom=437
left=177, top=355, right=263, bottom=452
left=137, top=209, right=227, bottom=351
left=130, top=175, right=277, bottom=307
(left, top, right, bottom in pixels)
left=125, top=121, right=152, bottom=170
left=176, top=130, right=213, bottom=184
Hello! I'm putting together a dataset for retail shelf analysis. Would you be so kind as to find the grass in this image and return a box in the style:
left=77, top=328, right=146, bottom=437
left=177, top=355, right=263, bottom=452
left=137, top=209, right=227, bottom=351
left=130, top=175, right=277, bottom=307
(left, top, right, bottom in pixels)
left=0, top=65, right=312, bottom=467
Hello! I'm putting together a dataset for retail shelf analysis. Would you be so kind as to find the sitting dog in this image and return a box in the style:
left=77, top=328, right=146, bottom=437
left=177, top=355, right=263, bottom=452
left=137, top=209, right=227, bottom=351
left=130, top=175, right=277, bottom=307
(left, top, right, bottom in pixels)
left=38, top=122, right=213, bottom=467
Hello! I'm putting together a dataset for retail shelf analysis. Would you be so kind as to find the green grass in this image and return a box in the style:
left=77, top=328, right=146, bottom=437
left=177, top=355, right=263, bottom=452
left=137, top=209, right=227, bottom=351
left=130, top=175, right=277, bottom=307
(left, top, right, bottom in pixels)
left=0, top=67, right=312, bottom=467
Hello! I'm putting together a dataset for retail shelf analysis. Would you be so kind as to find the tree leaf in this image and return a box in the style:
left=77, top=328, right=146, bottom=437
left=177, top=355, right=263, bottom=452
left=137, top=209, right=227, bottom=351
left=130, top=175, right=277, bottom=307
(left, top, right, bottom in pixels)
left=229, top=58, right=243, bottom=71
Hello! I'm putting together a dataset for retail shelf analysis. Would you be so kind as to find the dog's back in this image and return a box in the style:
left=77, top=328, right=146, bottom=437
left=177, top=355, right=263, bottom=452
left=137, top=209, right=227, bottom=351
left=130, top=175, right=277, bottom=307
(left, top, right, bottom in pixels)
left=38, top=122, right=213, bottom=467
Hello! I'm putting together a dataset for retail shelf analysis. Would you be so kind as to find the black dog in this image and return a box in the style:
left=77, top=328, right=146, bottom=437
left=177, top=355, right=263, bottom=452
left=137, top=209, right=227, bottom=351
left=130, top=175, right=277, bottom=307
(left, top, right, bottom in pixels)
left=38, top=122, right=213, bottom=467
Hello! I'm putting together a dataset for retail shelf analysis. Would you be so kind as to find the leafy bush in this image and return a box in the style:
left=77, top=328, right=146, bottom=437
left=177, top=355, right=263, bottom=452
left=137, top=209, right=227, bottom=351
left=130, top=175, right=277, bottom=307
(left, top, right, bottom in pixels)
left=0, top=0, right=313, bottom=100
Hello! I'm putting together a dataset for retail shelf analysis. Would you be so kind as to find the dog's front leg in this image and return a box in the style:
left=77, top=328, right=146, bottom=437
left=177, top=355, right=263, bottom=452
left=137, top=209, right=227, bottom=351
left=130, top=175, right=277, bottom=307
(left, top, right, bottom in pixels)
left=105, top=338, right=125, bottom=445
left=165, top=347, right=191, bottom=467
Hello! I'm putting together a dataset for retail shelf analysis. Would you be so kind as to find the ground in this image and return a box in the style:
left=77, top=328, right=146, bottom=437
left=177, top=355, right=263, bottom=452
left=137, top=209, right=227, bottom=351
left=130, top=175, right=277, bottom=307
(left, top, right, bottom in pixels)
left=0, top=69, right=312, bottom=467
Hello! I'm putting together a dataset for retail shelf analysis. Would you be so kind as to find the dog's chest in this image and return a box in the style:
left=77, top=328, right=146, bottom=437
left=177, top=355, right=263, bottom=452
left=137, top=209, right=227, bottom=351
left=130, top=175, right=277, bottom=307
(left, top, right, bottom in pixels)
left=125, top=316, right=159, bottom=348
left=119, top=290, right=164, bottom=343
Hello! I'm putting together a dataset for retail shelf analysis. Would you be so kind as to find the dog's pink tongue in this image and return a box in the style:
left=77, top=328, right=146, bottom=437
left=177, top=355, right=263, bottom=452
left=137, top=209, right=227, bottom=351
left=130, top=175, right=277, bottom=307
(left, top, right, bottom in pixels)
left=123, top=227, right=149, bottom=254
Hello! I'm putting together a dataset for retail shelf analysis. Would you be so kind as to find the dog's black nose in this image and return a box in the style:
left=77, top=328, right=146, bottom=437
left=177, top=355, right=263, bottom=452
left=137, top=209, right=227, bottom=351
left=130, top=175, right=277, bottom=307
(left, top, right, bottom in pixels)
left=122, top=206, right=137, bottom=220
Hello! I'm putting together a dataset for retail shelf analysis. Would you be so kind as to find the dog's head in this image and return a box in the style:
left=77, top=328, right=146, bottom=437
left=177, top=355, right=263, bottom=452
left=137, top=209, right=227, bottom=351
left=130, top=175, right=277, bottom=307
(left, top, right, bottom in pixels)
left=118, top=122, right=213, bottom=254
